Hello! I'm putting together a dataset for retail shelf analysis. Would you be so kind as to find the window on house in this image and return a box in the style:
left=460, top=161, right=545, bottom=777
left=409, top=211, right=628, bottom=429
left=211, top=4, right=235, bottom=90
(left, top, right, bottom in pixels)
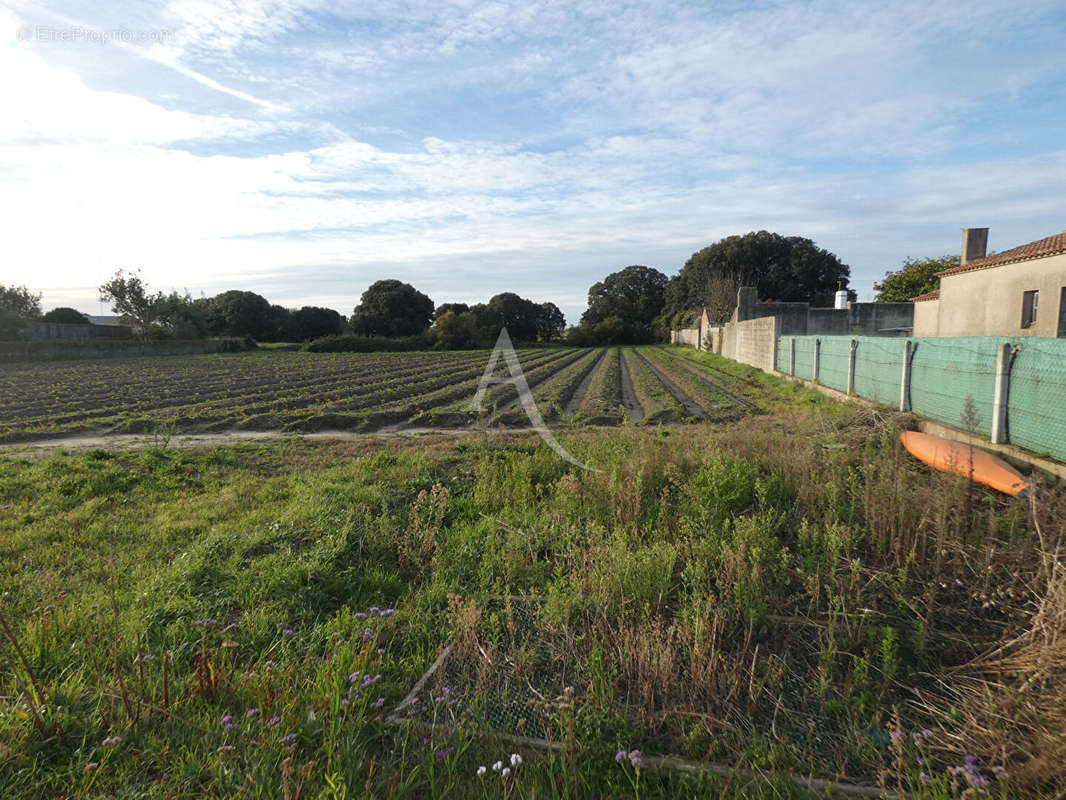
left=1021, top=290, right=1039, bottom=329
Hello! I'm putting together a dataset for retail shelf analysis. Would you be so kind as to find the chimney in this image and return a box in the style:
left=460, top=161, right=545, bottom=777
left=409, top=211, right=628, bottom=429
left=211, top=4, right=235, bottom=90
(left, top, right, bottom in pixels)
left=961, top=227, right=988, bottom=265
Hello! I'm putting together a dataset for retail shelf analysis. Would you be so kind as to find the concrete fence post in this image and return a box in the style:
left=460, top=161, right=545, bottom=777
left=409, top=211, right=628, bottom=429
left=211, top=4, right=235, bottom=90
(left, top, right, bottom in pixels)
left=899, top=339, right=912, bottom=412
left=847, top=339, right=857, bottom=395
left=813, top=338, right=821, bottom=383
left=991, top=342, right=1013, bottom=444
left=789, top=337, right=796, bottom=376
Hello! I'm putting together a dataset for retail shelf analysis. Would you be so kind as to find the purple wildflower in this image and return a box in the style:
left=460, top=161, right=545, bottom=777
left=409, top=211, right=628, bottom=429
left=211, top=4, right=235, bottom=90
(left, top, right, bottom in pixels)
left=380, top=608, right=395, bottom=617
left=436, top=746, right=455, bottom=758
left=369, top=607, right=380, bottom=614
left=372, top=697, right=385, bottom=708
left=628, top=750, right=644, bottom=768
left=354, top=612, right=368, bottom=619
left=279, top=733, right=297, bottom=743
left=220, top=715, right=233, bottom=726
left=246, top=708, right=259, bottom=719
left=349, top=672, right=361, bottom=683
left=266, top=716, right=280, bottom=727
left=363, top=628, right=375, bottom=641
left=282, top=628, right=294, bottom=637
left=224, top=723, right=237, bottom=733
left=615, top=750, right=626, bottom=762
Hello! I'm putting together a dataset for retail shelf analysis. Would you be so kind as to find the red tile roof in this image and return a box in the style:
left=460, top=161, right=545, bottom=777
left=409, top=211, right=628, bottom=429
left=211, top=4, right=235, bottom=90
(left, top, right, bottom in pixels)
left=937, top=230, right=1066, bottom=277
left=911, top=290, right=940, bottom=302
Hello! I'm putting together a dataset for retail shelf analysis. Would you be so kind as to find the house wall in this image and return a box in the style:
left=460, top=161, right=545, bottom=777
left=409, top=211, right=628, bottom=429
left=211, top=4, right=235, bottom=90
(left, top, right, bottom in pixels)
left=672, top=328, right=701, bottom=347
left=912, top=300, right=940, bottom=337
left=936, top=253, right=1066, bottom=338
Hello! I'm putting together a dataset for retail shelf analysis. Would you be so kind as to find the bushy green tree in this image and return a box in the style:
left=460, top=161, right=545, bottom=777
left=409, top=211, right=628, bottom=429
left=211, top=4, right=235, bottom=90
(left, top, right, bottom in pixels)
left=205, top=290, right=275, bottom=340
left=288, top=306, right=345, bottom=341
left=41, top=307, right=90, bottom=325
left=350, top=280, right=434, bottom=338
left=581, top=265, right=667, bottom=328
left=874, top=255, right=959, bottom=302
left=536, top=302, right=566, bottom=341
left=666, top=231, right=850, bottom=316
left=0, top=284, right=42, bottom=339
left=99, top=270, right=163, bottom=339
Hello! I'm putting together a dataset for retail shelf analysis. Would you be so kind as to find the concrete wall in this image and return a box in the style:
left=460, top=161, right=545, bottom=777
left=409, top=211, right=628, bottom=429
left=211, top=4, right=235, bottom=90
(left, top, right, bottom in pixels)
left=934, top=253, right=1066, bottom=338
left=733, top=316, right=778, bottom=371
left=732, top=286, right=912, bottom=336
left=24, top=322, right=133, bottom=341
left=0, top=338, right=247, bottom=363
left=912, top=299, right=940, bottom=337
left=672, top=327, right=701, bottom=347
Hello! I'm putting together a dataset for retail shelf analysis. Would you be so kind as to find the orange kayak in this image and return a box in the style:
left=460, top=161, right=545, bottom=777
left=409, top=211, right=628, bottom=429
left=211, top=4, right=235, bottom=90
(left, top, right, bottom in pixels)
left=899, top=431, right=1030, bottom=496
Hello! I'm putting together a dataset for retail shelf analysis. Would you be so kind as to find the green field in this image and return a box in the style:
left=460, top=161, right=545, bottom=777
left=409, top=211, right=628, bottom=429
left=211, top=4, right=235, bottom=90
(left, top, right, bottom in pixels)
left=0, top=346, right=770, bottom=443
left=1, top=348, right=1062, bottom=798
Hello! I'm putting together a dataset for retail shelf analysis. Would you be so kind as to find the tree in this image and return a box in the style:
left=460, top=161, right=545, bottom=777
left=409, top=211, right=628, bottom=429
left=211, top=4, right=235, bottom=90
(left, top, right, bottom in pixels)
left=581, top=265, right=668, bottom=328
left=486, top=293, right=541, bottom=341
left=205, top=291, right=275, bottom=340
left=428, top=310, right=482, bottom=350
left=666, top=231, right=850, bottom=316
left=99, top=270, right=163, bottom=338
left=154, top=292, right=209, bottom=339
left=288, top=306, right=345, bottom=341
left=0, top=284, right=42, bottom=340
left=535, top=302, right=566, bottom=341
left=41, top=307, right=90, bottom=325
left=435, top=302, right=470, bottom=319
left=350, top=280, right=434, bottom=338
left=874, top=255, right=959, bottom=302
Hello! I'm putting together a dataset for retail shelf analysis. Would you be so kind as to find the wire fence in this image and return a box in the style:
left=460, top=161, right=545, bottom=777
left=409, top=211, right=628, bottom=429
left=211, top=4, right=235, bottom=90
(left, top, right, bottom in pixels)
left=775, top=335, right=1066, bottom=463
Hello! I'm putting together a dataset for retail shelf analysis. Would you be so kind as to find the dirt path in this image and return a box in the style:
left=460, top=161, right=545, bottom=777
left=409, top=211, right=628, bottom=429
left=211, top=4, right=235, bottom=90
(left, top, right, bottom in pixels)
left=636, top=352, right=708, bottom=419
left=618, top=349, right=645, bottom=423
left=564, top=349, right=608, bottom=418
left=0, top=428, right=480, bottom=454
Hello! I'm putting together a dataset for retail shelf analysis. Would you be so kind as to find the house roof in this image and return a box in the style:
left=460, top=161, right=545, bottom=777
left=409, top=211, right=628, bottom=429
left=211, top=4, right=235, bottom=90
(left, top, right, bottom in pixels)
left=937, top=230, right=1066, bottom=277
left=911, top=290, right=940, bottom=302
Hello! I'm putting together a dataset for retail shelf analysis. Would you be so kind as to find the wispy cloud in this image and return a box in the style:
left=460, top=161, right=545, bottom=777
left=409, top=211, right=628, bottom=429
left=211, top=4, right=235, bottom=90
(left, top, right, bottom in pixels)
left=2, top=0, right=1065, bottom=322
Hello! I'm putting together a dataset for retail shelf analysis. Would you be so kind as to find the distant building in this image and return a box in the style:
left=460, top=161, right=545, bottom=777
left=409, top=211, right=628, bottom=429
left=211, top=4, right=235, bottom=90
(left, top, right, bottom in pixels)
left=912, top=228, right=1066, bottom=338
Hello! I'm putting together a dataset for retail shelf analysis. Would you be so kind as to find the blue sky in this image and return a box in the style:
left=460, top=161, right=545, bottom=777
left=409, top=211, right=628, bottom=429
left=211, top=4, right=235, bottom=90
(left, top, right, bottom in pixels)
left=2, top=0, right=1065, bottom=325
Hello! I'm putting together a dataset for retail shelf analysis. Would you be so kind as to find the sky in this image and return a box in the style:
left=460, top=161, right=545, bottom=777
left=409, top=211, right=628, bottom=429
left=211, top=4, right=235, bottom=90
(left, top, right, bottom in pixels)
left=2, top=0, right=1065, bottom=325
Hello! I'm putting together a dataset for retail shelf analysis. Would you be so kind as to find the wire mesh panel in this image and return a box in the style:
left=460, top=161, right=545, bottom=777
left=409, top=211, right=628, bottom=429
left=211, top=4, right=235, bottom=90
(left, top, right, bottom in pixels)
left=909, top=337, right=1000, bottom=438
left=818, top=337, right=852, bottom=392
left=852, top=337, right=905, bottom=407
left=392, top=597, right=574, bottom=743
left=792, top=337, right=817, bottom=381
left=1007, top=338, right=1066, bottom=463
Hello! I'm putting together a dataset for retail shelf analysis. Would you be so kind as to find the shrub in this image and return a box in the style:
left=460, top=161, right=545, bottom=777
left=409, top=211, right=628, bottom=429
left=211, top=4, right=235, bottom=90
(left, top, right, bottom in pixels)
left=303, top=333, right=430, bottom=352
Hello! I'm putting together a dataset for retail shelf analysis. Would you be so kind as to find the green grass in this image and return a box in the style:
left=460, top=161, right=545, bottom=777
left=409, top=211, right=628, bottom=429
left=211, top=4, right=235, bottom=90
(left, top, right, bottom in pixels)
left=0, top=352, right=1060, bottom=798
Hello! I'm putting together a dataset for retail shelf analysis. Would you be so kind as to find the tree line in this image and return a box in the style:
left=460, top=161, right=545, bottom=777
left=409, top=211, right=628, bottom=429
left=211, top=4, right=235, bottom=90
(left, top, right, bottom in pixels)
left=1, top=231, right=951, bottom=347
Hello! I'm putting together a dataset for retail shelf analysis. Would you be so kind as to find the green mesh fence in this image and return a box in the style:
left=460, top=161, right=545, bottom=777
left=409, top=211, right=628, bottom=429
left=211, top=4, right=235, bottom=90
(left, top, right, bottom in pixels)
left=776, top=336, right=793, bottom=373
left=772, top=333, right=1063, bottom=465
left=818, top=337, right=852, bottom=393
left=1007, top=338, right=1066, bottom=463
left=793, top=337, right=817, bottom=381
left=852, top=337, right=905, bottom=407
left=909, top=337, right=1000, bottom=438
